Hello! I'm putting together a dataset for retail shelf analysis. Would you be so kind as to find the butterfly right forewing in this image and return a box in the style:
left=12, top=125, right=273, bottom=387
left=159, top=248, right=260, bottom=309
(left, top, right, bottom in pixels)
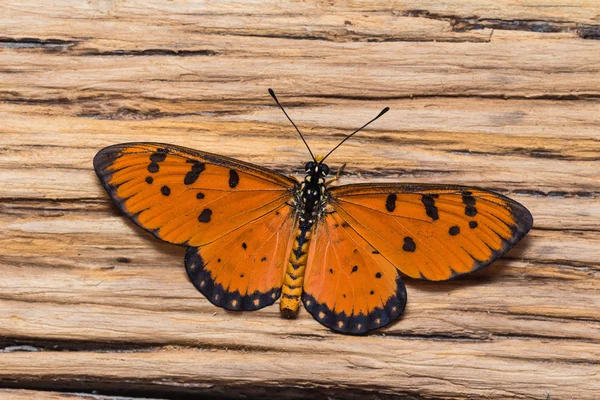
left=328, top=184, right=533, bottom=281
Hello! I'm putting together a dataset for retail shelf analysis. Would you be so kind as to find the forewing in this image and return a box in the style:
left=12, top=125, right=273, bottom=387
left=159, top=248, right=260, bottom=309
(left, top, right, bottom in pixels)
left=94, top=143, right=296, bottom=247
left=303, top=209, right=407, bottom=334
left=329, top=184, right=533, bottom=281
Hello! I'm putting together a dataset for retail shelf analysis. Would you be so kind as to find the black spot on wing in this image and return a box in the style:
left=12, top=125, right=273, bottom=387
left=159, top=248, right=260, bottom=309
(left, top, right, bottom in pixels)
left=198, top=208, right=212, bottom=223
left=185, top=247, right=280, bottom=311
left=351, top=265, right=358, bottom=274
left=449, top=225, right=460, bottom=236
left=146, top=150, right=168, bottom=174
left=196, top=192, right=205, bottom=199
left=145, top=176, right=153, bottom=184
left=421, top=194, right=439, bottom=220
left=161, top=185, right=171, bottom=196
left=402, top=237, right=416, bottom=252
left=150, top=152, right=167, bottom=163
left=462, top=191, right=476, bottom=205
left=469, top=221, right=478, bottom=229
left=385, top=194, right=397, bottom=212
left=462, top=191, right=478, bottom=217
left=184, top=161, right=206, bottom=185
left=229, top=169, right=240, bottom=188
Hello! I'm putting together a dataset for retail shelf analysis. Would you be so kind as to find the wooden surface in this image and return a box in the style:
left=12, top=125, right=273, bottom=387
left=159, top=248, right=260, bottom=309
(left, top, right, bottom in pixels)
left=1, top=1, right=599, bottom=399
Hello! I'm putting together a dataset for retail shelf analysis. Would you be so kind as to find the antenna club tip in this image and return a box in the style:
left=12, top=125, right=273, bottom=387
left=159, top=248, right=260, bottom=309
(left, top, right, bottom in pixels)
left=268, top=88, right=276, bottom=99
left=380, top=106, right=390, bottom=115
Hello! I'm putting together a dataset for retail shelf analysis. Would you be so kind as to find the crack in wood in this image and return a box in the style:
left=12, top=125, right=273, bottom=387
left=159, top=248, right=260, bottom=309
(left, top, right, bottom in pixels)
left=0, top=389, right=165, bottom=400
left=0, top=380, right=425, bottom=400
left=447, top=149, right=600, bottom=162
left=403, top=9, right=600, bottom=40
left=306, top=93, right=600, bottom=101
left=80, top=49, right=219, bottom=57
left=0, top=37, right=78, bottom=50
left=214, top=31, right=491, bottom=44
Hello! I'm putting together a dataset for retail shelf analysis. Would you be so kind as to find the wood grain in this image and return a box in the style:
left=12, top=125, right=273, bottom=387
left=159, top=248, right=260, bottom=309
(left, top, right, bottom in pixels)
left=1, top=0, right=599, bottom=399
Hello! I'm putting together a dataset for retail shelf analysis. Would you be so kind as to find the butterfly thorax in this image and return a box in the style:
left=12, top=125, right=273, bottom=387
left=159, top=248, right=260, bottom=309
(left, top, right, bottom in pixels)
left=280, top=162, right=329, bottom=317
left=299, top=163, right=329, bottom=223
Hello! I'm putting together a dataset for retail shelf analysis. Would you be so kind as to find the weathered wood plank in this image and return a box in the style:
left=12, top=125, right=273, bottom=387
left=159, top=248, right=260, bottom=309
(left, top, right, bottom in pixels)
left=3, top=35, right=600, bottom=101
left=1, top=98, right=599, bottom=198
left=1, top=345, right=599, bottom=399
left=0, top=0, right=599, bottom=399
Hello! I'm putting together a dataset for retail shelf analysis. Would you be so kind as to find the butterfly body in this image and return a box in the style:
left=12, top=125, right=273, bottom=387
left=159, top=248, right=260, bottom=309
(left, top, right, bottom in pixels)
left=281, top=161, right=330, bottom=317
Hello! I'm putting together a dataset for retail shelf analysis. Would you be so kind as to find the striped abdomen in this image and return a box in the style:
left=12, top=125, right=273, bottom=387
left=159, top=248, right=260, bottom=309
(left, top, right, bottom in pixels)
left=280, top=223, right=313, bottom=317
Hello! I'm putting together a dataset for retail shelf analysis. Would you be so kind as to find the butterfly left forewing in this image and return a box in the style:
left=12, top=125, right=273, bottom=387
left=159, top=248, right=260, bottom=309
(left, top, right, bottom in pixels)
left=94, top=142, right=296, bottom=247
left=328, top=184, right=533, bottom=281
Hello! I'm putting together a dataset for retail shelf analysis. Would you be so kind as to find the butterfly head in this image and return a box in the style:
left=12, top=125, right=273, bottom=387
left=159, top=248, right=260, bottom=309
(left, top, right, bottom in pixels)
left=305, top=161, right=329, bottom=177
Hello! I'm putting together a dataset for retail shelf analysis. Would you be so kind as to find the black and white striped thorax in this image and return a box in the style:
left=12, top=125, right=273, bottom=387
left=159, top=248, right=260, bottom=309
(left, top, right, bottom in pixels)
left=296, top=161, right=329, bottom=230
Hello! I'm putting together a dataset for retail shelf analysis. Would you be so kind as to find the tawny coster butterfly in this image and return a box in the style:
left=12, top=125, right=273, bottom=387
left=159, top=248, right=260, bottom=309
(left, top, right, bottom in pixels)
left=94, top=89, right=533, bottom=334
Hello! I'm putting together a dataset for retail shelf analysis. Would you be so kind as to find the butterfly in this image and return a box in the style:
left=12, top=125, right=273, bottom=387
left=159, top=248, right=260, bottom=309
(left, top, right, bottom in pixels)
left=94, top=89, right=533, bottom=335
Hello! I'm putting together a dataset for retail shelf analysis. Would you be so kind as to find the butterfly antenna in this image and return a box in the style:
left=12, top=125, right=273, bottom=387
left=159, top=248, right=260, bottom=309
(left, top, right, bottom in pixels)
left=268, top=88, right=316, bottom=162
left=320, top=107, right=390, bottom=163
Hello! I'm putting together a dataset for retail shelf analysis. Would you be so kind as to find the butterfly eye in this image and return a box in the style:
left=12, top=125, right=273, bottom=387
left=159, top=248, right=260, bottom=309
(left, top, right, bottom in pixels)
left=305, top=162, right=315, bottom=172
left=320, top=164, right=329, bottom=176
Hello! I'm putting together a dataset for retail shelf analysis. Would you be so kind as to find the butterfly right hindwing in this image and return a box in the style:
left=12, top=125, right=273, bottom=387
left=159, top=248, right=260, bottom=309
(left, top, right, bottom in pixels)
left=303, top=203, right=407, bottom=334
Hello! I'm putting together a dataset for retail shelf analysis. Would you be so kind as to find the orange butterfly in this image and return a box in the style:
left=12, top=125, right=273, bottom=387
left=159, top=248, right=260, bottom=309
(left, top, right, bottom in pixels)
left=94, top=89, right=533, bottom=334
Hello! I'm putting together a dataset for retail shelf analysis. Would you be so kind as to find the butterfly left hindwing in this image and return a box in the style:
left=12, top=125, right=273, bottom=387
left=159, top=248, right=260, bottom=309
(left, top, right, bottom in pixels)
left=185, top=201, right=296, bottom=311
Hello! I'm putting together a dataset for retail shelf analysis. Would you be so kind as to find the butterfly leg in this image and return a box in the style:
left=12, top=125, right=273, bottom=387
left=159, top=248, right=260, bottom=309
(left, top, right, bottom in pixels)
left=325, top=163, right=346, bottom=186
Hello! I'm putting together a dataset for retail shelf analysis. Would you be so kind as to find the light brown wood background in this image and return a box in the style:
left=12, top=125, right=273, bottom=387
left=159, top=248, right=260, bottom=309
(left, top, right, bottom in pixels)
left=1, top=1, right=599, bottom=399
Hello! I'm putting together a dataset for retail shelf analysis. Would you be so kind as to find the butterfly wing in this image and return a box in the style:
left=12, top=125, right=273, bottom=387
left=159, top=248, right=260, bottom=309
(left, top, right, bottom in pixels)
left=94, top=142, right=298, bottom=310
left=303, top=207, right=407, bottom=334
left=327, top=184, right=533, bottom=281
left=185, top=201, right=296, bottom=311
left=302, top=183, right=531, bottom=333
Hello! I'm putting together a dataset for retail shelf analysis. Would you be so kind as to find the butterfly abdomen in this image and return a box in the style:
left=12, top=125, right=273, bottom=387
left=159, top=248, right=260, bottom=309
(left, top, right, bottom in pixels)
left=281, top=223, right=313, bottom=317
